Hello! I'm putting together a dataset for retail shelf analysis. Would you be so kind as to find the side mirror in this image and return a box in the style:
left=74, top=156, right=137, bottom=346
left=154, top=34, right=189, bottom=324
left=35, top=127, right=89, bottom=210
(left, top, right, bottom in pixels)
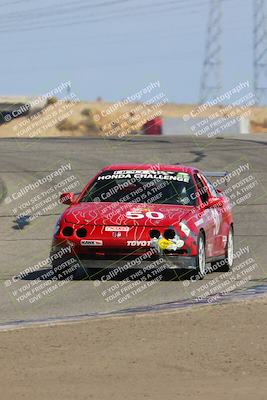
left=203, top=197, right=223, bottom=209
left=60, top=192, right=75, bottom=205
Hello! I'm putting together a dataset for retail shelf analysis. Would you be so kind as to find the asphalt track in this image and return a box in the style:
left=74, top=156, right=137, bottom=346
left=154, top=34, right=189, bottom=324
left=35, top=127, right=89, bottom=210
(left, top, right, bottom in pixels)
left=0, top=134, right=267, bottom=327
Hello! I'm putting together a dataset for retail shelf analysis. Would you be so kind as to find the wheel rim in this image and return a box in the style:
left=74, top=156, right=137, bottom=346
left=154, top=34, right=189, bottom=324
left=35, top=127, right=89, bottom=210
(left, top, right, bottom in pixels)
left=198, top=238, right=206, bottom=275
left=227, top=229, right=234, bottom=267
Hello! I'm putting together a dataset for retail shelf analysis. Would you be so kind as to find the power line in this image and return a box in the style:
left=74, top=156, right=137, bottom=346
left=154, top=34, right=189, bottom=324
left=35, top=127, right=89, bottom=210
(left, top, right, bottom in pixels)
left=1, top=0, right=206, bottom=26
left=0, top=1, right=213, bottom=33
left=0, top=0, right=35, bottom=7
left=1, top=0, right=133, bottom=21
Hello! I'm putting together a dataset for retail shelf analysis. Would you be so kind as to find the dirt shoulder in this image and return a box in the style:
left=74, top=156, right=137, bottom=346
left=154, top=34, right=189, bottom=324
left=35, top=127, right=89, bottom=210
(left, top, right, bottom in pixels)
left=0, top=298, right=267, bottom=400
left=1, top=101, right=267, bottom=137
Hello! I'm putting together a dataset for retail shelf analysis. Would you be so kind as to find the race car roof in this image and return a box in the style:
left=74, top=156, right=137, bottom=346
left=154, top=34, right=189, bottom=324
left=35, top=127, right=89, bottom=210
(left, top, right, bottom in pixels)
left=101, top=163, right=200, bottom=174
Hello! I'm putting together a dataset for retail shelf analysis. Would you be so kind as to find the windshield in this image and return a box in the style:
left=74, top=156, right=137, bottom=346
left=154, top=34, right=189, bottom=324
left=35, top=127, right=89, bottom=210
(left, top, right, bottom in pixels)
left=80, top=170, right=197, bottom=206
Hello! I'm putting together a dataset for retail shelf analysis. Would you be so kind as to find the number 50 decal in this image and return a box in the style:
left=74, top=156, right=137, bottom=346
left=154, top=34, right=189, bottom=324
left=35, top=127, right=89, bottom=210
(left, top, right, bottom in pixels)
left=126, top=211, right=164, bottom=220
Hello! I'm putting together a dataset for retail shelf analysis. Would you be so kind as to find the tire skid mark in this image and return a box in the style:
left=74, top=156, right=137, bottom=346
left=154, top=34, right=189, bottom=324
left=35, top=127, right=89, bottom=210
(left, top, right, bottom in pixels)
left=0, top=177, right=8, bottom=204
left=0, top=282, right=267, bottom=332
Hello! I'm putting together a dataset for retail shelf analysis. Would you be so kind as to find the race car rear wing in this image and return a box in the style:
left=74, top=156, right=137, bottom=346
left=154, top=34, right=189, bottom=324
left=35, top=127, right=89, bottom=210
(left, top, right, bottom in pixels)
left=203, top=171, right=228, bottom=185
left=203, top=171, right=228, bottom=178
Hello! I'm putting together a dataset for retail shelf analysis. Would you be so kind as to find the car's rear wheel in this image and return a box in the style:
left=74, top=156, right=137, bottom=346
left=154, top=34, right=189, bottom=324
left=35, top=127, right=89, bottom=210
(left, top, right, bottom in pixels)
left=211, top=226, right=234, bottom=272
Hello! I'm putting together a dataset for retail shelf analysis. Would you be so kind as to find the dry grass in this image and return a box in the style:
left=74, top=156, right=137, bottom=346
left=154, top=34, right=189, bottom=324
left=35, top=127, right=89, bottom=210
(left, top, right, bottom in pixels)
left=1, top=100, right=267, bottom=137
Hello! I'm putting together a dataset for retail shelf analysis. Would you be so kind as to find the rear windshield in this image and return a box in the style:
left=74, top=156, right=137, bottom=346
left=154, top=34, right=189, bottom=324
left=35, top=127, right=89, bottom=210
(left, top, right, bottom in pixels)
left=80, top=170, right=197, bottom=206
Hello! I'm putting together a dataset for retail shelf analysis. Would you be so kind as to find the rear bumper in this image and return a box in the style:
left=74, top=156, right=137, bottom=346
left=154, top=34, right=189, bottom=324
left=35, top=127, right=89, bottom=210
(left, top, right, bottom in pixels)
left=78, top=254, right=198, bottom=270
left=50, top=243, right=198, bottom=271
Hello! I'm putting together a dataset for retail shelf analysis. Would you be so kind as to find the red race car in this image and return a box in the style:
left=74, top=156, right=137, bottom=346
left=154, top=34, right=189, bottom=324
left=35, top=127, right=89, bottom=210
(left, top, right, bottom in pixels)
left=142, top=117, right=163, bottom=135
left=50, top=164, right=234, bottom=280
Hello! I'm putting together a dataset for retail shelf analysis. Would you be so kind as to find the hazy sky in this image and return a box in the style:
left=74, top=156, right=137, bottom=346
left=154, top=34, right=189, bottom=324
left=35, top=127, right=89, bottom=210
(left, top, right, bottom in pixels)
left=0, top=0, right=258, bottom=103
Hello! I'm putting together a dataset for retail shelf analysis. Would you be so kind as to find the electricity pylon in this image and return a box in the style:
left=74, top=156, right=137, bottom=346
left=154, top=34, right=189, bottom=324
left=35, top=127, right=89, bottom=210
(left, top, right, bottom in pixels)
left=199, top=0, right=223, bottom=104
left=254, top=0, right=267, bottom=105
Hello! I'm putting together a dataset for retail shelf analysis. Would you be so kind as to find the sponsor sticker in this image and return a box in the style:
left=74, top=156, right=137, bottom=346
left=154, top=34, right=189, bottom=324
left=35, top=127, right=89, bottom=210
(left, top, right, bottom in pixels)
left=105, top=226, right=130, bottom=232
left=179, top=221, right=191, bottom=236
left=176, top=172, right=190, bottom=183
left=80, top=240, right=103, bottom=246
left=97, top=170, right=191, bottom=182
left=127, top=240, right=151, bottom=246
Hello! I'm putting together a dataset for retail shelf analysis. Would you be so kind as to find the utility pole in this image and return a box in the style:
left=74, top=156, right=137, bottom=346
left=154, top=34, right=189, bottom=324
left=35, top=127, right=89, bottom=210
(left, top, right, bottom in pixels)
left=199, top=0, right=223, bottom=103
left=254, top=0, right=267, bottom=105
